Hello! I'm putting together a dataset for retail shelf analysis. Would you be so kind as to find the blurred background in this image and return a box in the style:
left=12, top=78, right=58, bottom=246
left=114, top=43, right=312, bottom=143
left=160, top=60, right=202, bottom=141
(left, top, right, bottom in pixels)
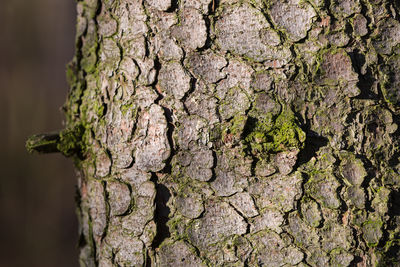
left=0, top=0, right=79, bottom=266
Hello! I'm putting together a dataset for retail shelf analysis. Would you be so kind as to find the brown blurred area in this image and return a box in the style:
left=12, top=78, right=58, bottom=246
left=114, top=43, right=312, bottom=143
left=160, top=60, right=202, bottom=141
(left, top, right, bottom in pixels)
left=0, top=0, right=79, bottom=266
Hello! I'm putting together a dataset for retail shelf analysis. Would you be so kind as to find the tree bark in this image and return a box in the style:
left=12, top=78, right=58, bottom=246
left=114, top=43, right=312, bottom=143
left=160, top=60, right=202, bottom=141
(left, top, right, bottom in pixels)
left=59, top=0, right=400, bottom=265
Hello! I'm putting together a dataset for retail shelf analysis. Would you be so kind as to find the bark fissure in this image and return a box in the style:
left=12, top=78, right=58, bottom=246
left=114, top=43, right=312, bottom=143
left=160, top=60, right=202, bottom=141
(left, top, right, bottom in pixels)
left=150, top=173, right=171, bottom=249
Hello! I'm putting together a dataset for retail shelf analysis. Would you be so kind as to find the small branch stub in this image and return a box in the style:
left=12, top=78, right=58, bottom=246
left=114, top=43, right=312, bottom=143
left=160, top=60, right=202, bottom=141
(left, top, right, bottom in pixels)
left=26, top=133, right=61, bottom=154
left=26, top=125, right=85, bottom=157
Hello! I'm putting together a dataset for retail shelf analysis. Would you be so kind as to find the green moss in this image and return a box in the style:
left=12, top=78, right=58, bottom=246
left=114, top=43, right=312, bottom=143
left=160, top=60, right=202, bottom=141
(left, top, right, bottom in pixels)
left=244, top=109, right=305, bottom=156
left=362, top=220, right=383, bottom=247
left=57, top=124, right=88, bottom=157
left=218, top=114, right=248, bottom=146
left=81, top=51, right=98, bottom=73
left=120, top=102, right=136, bottom=116
left=167, top=215, right=190, bottom=240
left=64, top=80, right=85, bottom=121
left=79, top=90, right=104, bottom=124
left=66, top=60, right=78, bottom=88
left=230, top=114, right=247, bottom=136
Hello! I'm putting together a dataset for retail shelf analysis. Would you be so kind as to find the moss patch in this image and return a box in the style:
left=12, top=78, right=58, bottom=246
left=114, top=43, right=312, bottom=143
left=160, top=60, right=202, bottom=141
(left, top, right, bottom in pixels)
left=243, top=109, right=305, bottom=156
left=57, top=124, right=87, bottom=157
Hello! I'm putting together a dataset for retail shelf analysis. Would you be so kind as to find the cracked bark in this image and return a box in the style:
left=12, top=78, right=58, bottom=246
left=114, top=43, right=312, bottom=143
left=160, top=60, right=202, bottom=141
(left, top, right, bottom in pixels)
left=28, top=0, right=400, bottom=266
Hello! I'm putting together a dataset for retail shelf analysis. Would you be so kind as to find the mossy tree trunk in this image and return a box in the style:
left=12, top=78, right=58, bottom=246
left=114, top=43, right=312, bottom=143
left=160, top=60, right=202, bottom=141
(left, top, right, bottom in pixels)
left=56, top=0, right=400, bottom=265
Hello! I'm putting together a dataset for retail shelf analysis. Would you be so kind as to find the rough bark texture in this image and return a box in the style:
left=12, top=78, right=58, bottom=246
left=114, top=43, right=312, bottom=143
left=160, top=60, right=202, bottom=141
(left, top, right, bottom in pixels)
left=60, top=0, right=400, bottom=265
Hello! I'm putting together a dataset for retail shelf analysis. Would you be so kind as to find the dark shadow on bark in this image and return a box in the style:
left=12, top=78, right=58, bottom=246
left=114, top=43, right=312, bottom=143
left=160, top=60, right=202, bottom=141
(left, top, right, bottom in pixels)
left=150, top=174, right=171, bottom=249
left=349, top=255, right=364, bottom=266
left=160, top=106, right=175, bottom=174
left=198, top=15, right=213, bottom=52
left=145, top=249, right=152, bottom=267
left=378, top=244, right=400, bottom=266
left=151, top=56, right=162, bottom=98
left=165, top=0, right=178, bottom=13
left=208, top=0, right=220, bottom=14
left=348, top=50, right=379, bottom=100
left=242, top=116, right=257, bottom=138
left=388, top=190, right=400, bottom=217
left=379, top=195, right=400, bottom=265
left=181, top=77, right=197, bottom=114
left=295, top=131, right=328, bottom=166
left=206, top=150, right=218, bottom=183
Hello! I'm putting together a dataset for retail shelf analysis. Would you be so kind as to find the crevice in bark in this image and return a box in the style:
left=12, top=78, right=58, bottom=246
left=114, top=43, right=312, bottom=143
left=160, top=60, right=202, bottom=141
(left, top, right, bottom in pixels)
left=101, top=180, right=110, bottom=243
left=152, top=55, right=162, bottom=82
left=145, top=249, right=153, bottom=267
left=207, top=150, right=218, bottom=183
left=227, top=201, right=251, bottom=234
left=111, top=249, right=116, bottom=265
left=323, top=0, right=333, bottom=16
left=160, top=106, right=176, bottom=174
left=144, top=39, right=151, bottom=63
left=281, top=210, right=292, bottom=228
left=181, top=76, right=197, bottom=114
left=150, top=173, right=171, bottom=249
left=208, top=0, right=219, bottom=14
left=151, top=57, right=164, bottom=105
left=314, top=201, right=325, bottom=229
left=117, top=182, right=135, bottom=217
left=115, top=41, right=124, bottom=70
left=258, top=3, right=280, bottom=39
left=358, top=155, right=374, bottom=187
left=87, top=213, right=99, bottom=266
left=336, top=186, right=349, bottom=219
left=94, top=0, right=102, bottom=18
left=165, top=0, right=179, bottom=13
left=197, top=15, right=213, bottom=52
left=150, top=56, right=163, bottom=104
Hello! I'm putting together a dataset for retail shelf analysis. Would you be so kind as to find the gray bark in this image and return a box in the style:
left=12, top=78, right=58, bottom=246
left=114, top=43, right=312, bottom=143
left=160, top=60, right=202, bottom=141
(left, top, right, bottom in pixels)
left=36, top=0, right=400, bottom=265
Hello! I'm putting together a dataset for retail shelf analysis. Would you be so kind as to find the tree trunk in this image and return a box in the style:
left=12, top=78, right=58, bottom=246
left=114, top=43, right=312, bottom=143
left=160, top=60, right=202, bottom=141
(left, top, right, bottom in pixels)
left=46, top=0, right=400, bottom=265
